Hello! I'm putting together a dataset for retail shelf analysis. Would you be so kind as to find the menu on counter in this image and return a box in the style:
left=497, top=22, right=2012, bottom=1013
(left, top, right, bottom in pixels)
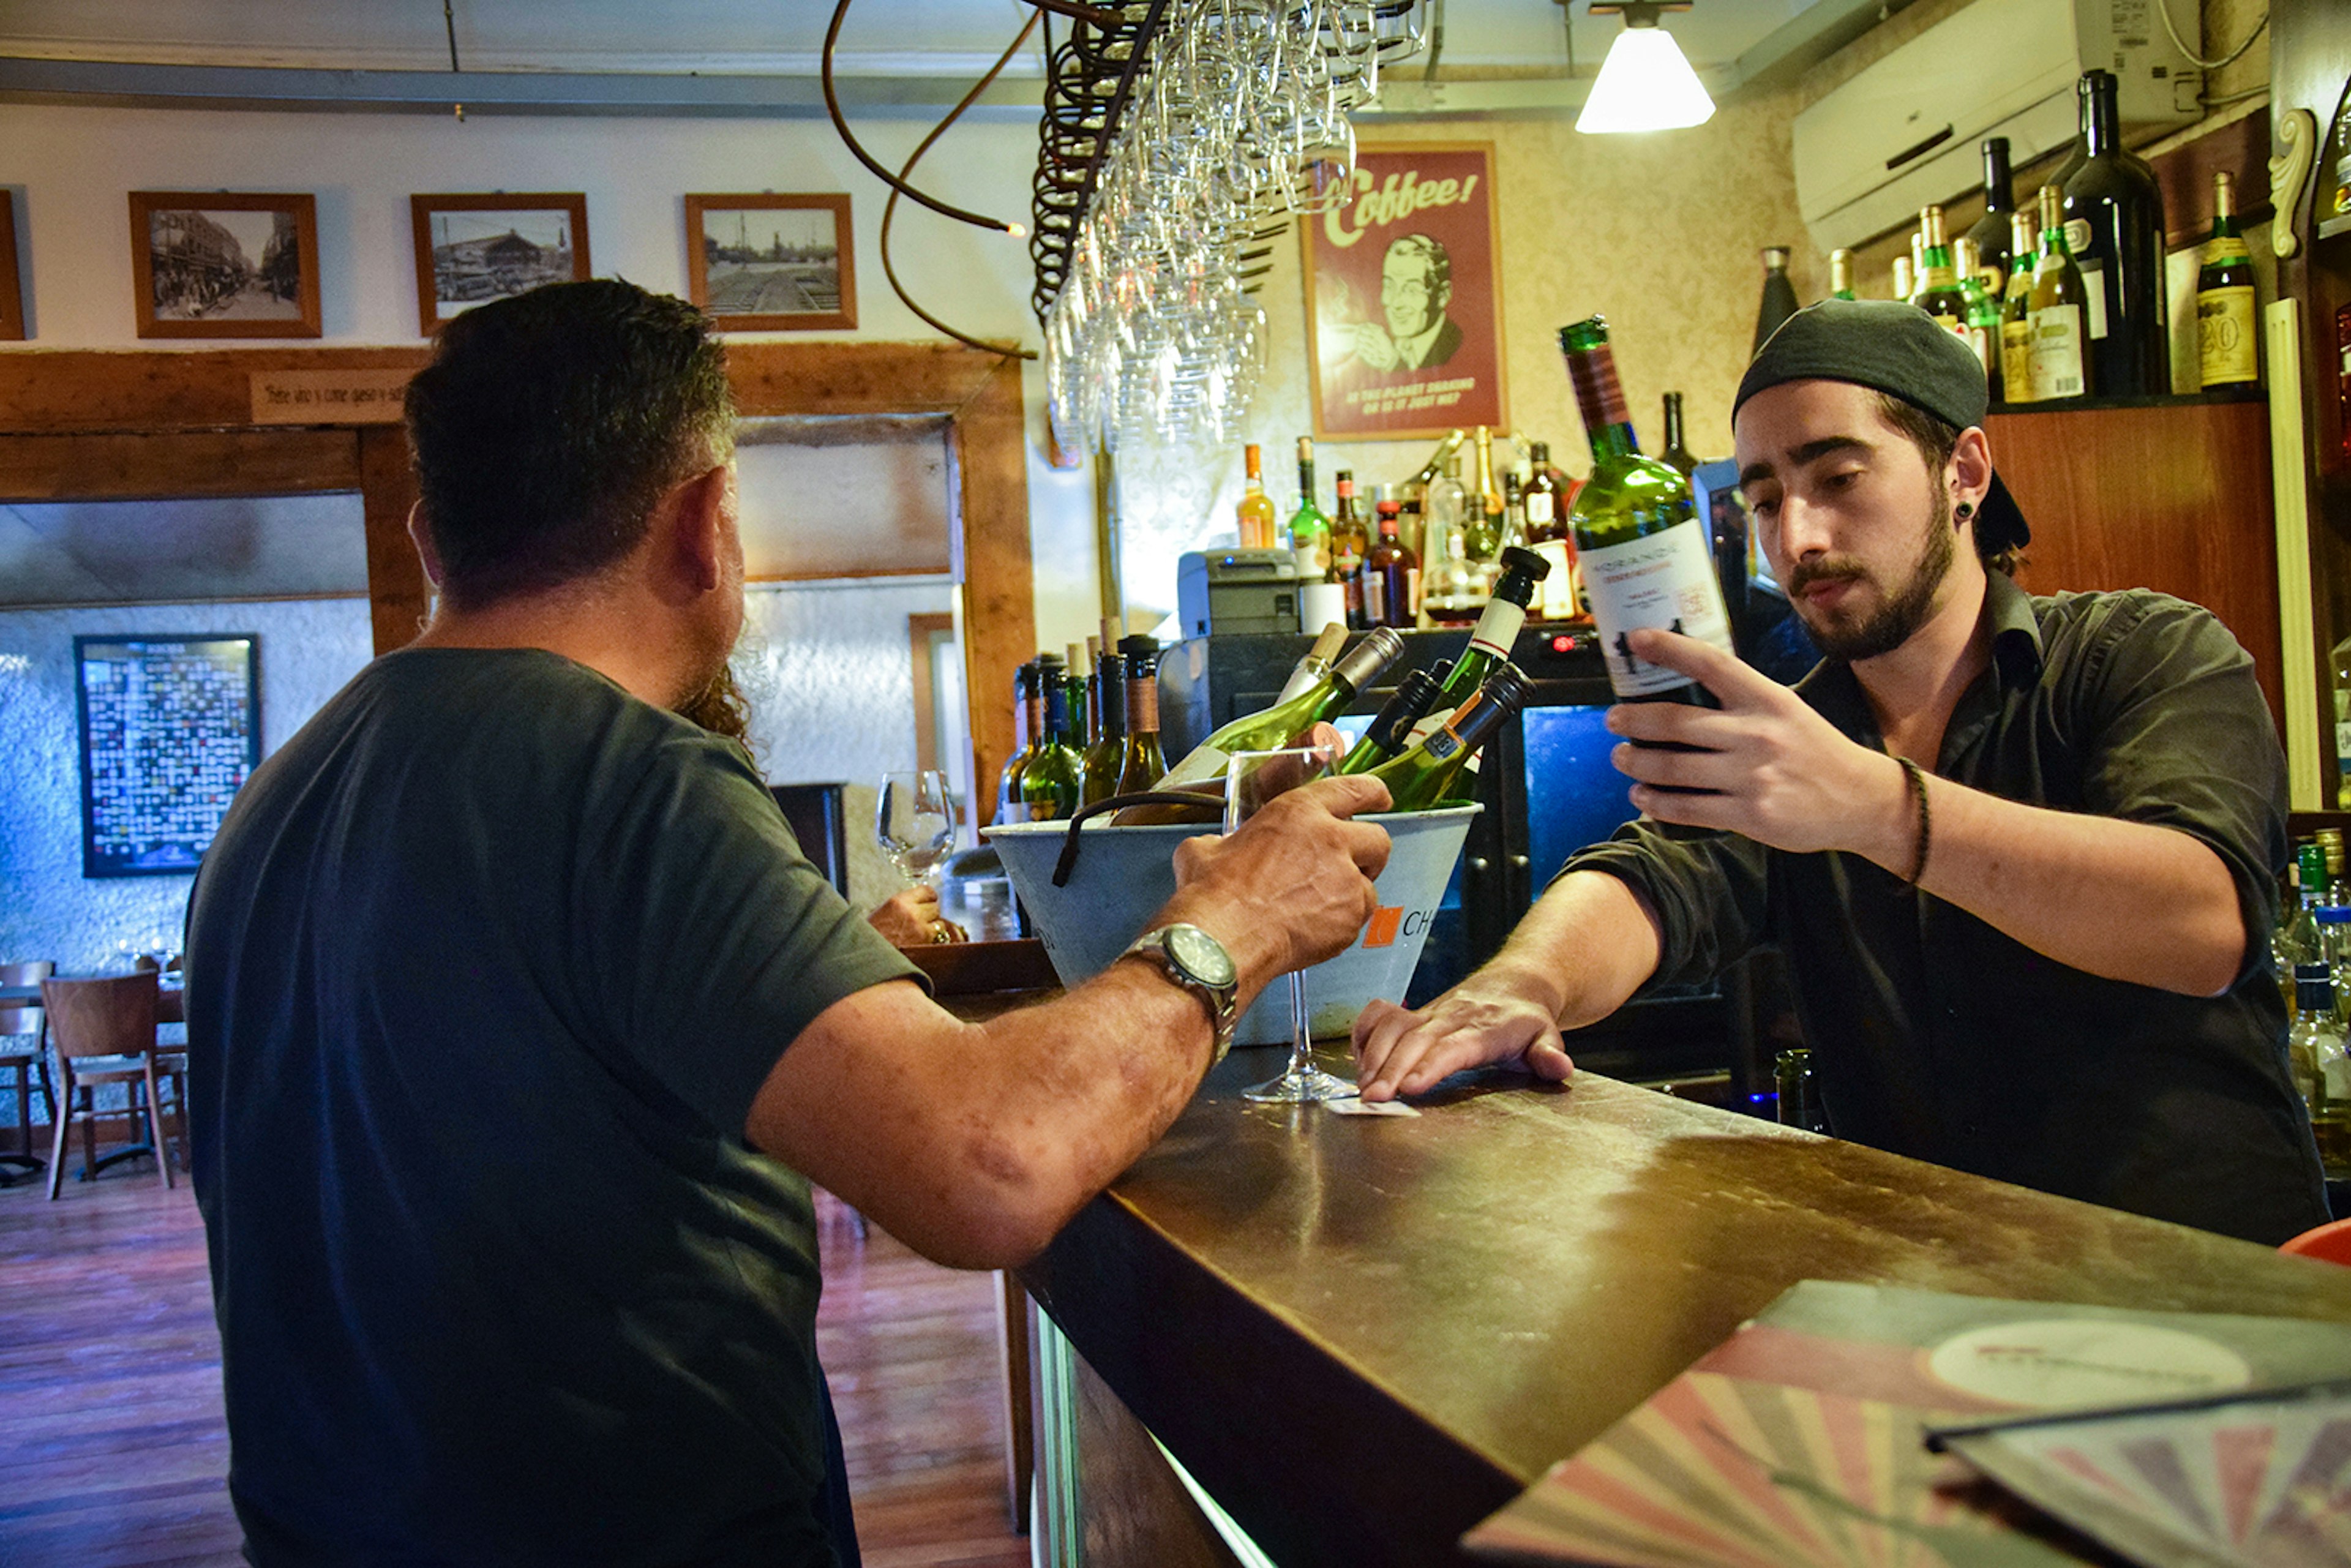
left=1461, top=1280, right=2351, bottom=1568
left=75, top=633, right=259, bottom=878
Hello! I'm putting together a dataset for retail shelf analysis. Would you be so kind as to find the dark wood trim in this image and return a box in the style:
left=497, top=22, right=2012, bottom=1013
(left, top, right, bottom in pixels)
left=2153, top=107, right=2276, bottom=252
left=727, top=339, right=1011, bottom=417
left=358, top=425, right=426, bottom=656
left=907, top=610, right=956, bottom=775
left=0, top=347, right=431, bottom=433
left=0, top=192, right=23, bottom=342
left=948, top=353, right=1035, bottom=823
left=0, top=429, right=358, bottom=501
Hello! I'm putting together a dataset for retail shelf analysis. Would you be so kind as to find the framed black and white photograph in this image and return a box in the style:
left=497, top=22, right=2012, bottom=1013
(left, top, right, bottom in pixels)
left=74, top=634, right=261, bottom=879
left=410, top=192, right=590, bottom=334
left=129, top=192, right=320, bottom=339
left=684, top=193, right=855, bottom=332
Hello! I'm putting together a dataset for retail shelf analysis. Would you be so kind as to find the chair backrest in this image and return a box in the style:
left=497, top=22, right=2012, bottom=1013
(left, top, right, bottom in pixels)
left=0, top=959, right=55, bottom=1041
left=770, top=782, right=851, bottom=896
left=40, top=973, right=159, bottom=1060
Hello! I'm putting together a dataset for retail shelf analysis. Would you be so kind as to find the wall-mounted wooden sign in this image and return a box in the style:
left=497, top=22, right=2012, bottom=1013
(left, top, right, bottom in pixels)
left=249, top=369, right=411, bottom=425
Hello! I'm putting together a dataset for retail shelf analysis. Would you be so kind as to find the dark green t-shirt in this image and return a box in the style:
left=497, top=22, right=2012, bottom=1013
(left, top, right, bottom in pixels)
left=1570, top=576, right=2329, bottom=1245
left=185, top=648, right=922, bottom=1564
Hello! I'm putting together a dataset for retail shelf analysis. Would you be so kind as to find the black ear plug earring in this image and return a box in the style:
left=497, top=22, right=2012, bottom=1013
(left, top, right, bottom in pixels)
left=1955, top=501, right=1974, bottom=519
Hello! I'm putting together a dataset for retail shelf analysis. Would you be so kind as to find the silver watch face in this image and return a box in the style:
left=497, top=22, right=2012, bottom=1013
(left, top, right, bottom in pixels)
left=1167, top=925, right=1235, bottom=988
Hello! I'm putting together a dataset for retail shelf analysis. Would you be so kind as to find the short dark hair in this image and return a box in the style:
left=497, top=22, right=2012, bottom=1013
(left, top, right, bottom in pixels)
left=1385, top=233, right=1452, bottom=294
left=1871, top=390, right=2019, bottom=576
left=403, top=279, right=735, bottom=609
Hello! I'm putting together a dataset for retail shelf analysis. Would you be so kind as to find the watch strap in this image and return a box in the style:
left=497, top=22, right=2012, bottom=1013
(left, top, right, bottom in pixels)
left=1122, top=925, right=1238, bottom=1064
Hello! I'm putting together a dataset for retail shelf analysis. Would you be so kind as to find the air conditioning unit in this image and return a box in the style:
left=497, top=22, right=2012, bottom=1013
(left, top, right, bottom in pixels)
left=1793, top=0, right=2203, bottom=254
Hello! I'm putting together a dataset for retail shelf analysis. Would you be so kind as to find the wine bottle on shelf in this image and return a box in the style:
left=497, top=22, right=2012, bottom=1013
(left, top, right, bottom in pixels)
left=1278, top=622, right=1350, bottom=703
left=2027, top=184, right=2091, bottom=402
left=1963, top=136, right=2016, bottom=298
left=1114, top=636, right=1166, bottom=796
left=2196, top=170, right=2260, bottom=390
left=1403, top=429, right=1469, bottom=510
left=1367, top=497, right=1419, bottom=630
left=1828, top=249, right=1856, bottom=302
left=1329, top=471, right=1371, bottom=630
left=1955, top=238, right=2003, bottom=396
left=1236, top=443, right=1278, bottom=550
left=1421, top=516, right=1485, bottom=627
left=1019, top=654, right=1083, bottom=822
left=1557, top=315, right=1734, bottom=710
left=2062, top=69, right=2168, bottom=397
left=1914, top=206, right=1972, bottom=344
left=1753, top=246, right=1801, bottom=351
left=1153, top=628, right=1406, bottom=790
left=1659, top=392, right=1699, bottom=478
left=1891, top=254, right=1915, bottom=304
left=1521, top=440, right=1564, bottom=536
left=1065, top=643, right=1093, bottom=752
left=1287, top=437, right=1332, bottom=580
left=1082, top=647, right=1127, bottom=806
left=1338, top=662, right=1448, bottom=775
left=1466, top=427, right=1504, bottom=564
left=1365, top=663, right=1533, bottom=812
left=993, top=659, right=1042, bottom=825
left=1999, top=209, right=2040, bottom=405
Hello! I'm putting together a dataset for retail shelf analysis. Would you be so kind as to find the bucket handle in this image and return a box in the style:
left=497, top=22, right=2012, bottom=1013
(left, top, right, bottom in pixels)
left=1049, top=792, right=1223, bottom=887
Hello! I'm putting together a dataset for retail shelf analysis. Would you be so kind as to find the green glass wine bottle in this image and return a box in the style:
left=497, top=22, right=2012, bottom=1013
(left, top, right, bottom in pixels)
left=1556, top=316, right=1734, bottom=708
left=1018, top=655, right=1084, bottom=821
left=1338, top=662, right=1447, bottom=775
left=1365, top=663, right=1531, bottom=812
left=992, top=659, right=1042, bottom=825
left=1155, top=627, right=1405, bottom=789
left=1081, top=647, right=1127, bottom=806
left=1114, top=636, right=1166, bottom=796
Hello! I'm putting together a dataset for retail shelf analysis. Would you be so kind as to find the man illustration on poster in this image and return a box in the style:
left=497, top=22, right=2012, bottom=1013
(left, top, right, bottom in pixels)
left=1349, top=233, right=1463, bottom=373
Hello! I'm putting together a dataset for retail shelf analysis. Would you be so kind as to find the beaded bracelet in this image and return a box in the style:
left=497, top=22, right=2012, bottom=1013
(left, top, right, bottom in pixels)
left=1897, top=756, right=1932, bottom=885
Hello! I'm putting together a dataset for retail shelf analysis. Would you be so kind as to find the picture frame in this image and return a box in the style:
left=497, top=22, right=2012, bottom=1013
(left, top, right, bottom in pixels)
left=1299, top=141, right=1508, bottom=442
left=74, top=633, right=261, bottom=879
left=410, top=192, right=591, bottom=334
left=129, top=192, right=321, bottom=340
left=0, top=190, right=23, bottom=340
left=684, top=193, right=857, bottom=332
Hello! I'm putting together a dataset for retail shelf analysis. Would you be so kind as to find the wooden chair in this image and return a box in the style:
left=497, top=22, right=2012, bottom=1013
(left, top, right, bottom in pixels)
left=40, top=972, right=171, bottom=1199
left=0, top=961, right=57, bottom=1179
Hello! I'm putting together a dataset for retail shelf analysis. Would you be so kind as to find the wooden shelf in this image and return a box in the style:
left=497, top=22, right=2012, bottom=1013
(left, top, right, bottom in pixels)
left=1989, top=386, right=2267, bottom=416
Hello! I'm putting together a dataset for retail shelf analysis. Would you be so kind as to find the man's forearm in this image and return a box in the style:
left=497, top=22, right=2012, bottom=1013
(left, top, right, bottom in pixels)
left=1873, top=768, right=2247, bottom=996
left=1485, top=869, right=1665, bottom=1029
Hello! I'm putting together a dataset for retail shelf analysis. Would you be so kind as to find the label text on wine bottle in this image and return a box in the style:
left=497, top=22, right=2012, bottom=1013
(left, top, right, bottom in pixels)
left=2076, top=261, right=2111, bottom=340
left=2197, top=287, right=2258, bottom=386
left=2028, top=306, right=2087, bottom=399
left=1577, top=518, right=1734, bottom=699
left=1468, top=598, right=1525, bottom=662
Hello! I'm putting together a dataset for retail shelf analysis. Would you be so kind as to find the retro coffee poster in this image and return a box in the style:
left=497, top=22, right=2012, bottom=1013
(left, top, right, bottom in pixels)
left=1302, top=142, right=1508, bottom=442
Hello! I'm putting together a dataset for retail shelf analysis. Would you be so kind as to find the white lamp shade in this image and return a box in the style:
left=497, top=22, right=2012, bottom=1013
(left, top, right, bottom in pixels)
left=1575, top=24, right=1717, bottom=134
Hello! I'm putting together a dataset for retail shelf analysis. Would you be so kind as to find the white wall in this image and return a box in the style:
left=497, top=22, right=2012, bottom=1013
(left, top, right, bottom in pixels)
left=0, top=101, right=1104, bottom=653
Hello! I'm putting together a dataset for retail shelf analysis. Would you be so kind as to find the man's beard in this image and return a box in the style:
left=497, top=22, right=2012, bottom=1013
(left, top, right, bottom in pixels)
left=1784, top=489, right=1957, bottom=662
left=674, top=662, right=752, bottom=744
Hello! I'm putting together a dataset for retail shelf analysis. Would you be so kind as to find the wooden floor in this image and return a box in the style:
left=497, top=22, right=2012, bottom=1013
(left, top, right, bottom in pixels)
left=0, top=1153, right=1031, bottom=1567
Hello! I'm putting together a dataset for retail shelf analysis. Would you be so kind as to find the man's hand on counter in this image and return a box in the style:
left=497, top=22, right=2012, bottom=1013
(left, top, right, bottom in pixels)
left=1352, top=973, right=1575, bottom=1103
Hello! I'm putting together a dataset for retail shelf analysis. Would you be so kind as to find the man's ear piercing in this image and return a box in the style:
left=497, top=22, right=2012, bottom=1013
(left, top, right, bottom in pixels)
left=1955, top=501, right=1974, bottom=519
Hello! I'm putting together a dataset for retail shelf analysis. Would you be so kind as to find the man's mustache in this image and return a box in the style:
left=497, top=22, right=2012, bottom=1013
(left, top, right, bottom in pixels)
left=1785, top=558, right=1869, bottom=596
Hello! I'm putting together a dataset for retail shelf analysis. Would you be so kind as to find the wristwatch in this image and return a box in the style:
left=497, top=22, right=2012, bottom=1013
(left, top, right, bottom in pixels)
left=1121, top=923, right=1240, bottom=1063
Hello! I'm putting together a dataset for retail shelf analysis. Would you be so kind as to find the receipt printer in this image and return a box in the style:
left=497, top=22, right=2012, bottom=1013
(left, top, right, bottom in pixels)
left=1176, top=549, right=1302, bottom=639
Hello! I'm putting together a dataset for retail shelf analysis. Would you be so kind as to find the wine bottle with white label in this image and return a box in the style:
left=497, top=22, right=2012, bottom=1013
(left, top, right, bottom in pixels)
left=1153, top=627, right=1405, bottom=790
left=1556, top=316, right=1733, bottom=710
left=1365, top=663, right=1532, bottom=812
left=2196, top=170, right=2259, bottom=389
left=2061, top=69, right=2168, bottom=397
left=2027, top=184, right=2091, bottom=402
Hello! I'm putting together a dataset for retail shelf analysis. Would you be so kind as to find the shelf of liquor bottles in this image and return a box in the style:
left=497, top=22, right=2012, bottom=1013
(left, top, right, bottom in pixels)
left=1985, top=385, right=2267, bottom=416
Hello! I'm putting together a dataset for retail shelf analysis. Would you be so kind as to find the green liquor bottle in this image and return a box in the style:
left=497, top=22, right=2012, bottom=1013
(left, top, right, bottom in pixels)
left=1365, top=663, right=1532, bottom=812
left=1018, top=654, right=1084, bottom=822
left=992, top=659, right=1042, bottom=825
left=2027, top=184, right=2091, bottom=402
left=1828, top=249, right=1856, bottom=302
left=1338, top=663, right=1447, bottom=775
left=1913, top=206, right=1973, bottom=349
left=1154, top=628, right=1405, bottom=790
left=1556, top=316, right=1733, bottom=707
left=1955, top=237, right=2003, bottom=392
left=2195, top=170, right=2259, bottom=389
left=1114, top=636, right=1166, bottom=797
left=1286, top=437, right=1332, bottom=582
left=1082, top=647, right=1127, bottom=807
left=1999, top=209, right=2039, bottom=405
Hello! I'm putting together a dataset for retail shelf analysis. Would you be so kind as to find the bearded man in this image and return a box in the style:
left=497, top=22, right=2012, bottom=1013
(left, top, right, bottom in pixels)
left=1352, top=299, right=2327, bottom=1245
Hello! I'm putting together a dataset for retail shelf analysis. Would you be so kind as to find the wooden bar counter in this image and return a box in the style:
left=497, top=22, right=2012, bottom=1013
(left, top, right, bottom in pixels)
left=1019, top=1045, right=2351, bottom=1568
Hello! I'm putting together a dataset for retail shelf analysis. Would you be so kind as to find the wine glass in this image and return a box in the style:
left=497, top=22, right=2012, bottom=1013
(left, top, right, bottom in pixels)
left=876, top=771, right=954, bottom=889
left=1225, top=743, right=1359, bottom=1104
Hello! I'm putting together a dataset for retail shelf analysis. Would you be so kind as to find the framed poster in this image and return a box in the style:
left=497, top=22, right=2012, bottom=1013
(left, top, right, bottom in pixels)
left=1300, top=142, right=1508, bottom=441
left=0, top=189, right=22, bottom=340
left=684, top=193, right=857, bottom=331
left=410, top=192, right=590, bottom=334
left=129, top=192, right=321, bottom=339
left=74, top=634, right=260, bottom=879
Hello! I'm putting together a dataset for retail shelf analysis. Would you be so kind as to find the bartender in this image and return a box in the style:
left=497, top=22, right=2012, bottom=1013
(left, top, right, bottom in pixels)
left=1353, top=299, right=2328, bottom=1245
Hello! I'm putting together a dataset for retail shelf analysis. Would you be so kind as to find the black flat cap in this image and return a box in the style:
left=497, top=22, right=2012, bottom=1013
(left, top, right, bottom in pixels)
left=1734, top=298, right=2028, bottom=551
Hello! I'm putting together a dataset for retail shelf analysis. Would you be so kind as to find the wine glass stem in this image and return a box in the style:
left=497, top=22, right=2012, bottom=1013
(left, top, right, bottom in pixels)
left=1287, top=974, right=1312, bottom=1081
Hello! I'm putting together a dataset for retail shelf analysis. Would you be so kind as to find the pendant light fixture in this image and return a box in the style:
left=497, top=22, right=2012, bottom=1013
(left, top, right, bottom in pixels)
left=1576, top=1, right=1715, bottom=135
